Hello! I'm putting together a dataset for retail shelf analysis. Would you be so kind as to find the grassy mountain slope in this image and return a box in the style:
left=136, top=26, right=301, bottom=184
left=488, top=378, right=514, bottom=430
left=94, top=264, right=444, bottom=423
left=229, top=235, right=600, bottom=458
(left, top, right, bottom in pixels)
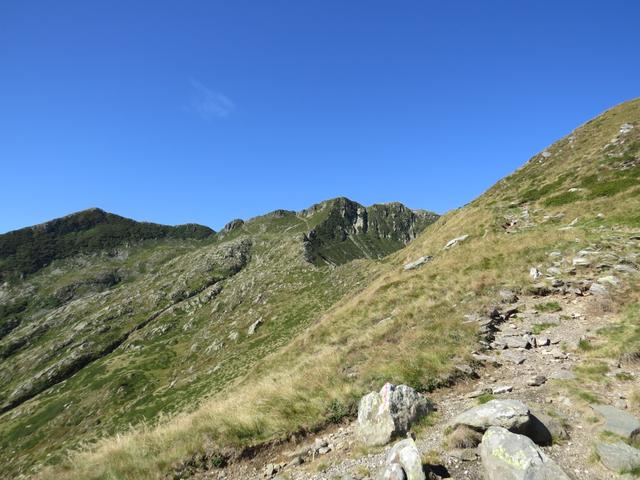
left=0, top=208, right=215, bottom=281
left=33, top=98, right=640, bottom=480
left=0, top=200, right=435, bottom=477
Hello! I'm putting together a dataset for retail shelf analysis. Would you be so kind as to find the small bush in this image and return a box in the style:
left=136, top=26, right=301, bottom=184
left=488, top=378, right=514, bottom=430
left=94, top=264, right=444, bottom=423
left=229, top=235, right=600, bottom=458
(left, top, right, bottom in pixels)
left=578, top=339, right=594, bottom=351
left=326, top=399, right=354, bottom=424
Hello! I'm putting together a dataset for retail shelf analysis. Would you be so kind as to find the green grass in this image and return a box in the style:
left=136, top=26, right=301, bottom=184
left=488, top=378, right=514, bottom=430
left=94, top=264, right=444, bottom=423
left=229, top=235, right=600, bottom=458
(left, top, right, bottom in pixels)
left=578, top=339, right=595, bottom=351
left=535, top=301, right=562, bottom=313
left=477, top=393, right=495, bottom=404
left=544, top=191, right=581, bottom=207
left=532, top=322, right=556, bottom=334
left=575, top=362, right=610, bottom=381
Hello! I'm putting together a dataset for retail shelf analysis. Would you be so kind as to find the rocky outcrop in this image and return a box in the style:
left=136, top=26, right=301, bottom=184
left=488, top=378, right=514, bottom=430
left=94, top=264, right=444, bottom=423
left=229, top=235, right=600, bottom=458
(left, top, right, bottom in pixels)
left=479, top=426, right=570, bottom=479
left=357, top=383, right=432, bottom=446
left=302, top=198, right=438, bottom=266
left=222, top=218, right=244, bottom=233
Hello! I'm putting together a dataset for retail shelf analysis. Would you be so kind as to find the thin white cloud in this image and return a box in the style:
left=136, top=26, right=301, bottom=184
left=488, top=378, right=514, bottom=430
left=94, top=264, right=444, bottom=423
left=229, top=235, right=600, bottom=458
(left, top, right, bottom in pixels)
left=187, top=79, right=235, bottom=119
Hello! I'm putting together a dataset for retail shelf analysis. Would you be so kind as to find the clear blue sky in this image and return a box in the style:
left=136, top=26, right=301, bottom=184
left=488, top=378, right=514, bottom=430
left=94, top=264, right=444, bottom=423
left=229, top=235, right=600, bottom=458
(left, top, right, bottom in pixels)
left=1, top=1, right=638, bottom=233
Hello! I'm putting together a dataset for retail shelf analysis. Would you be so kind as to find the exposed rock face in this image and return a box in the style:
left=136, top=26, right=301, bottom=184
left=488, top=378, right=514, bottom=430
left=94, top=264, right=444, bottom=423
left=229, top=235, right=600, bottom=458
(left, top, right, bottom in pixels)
left=479, top=427, right=570, bottom=479
left=222, top=218, right=244, bottom=232
left=357, top=383, right=431, bottom=446
left=450, top=400, right=531, bottom=433
left=302, top=198, right=438, bottom=266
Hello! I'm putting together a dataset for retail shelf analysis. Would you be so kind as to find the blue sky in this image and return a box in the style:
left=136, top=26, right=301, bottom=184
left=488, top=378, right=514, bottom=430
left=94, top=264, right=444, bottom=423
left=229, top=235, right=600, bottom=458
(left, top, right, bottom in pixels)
left=1, top=1, right=638, bottom=233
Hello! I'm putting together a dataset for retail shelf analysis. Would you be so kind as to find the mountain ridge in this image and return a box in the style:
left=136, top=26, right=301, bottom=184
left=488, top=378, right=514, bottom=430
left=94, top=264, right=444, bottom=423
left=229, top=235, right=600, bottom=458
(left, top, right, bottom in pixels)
left=0, top=196, right=438, bottom=477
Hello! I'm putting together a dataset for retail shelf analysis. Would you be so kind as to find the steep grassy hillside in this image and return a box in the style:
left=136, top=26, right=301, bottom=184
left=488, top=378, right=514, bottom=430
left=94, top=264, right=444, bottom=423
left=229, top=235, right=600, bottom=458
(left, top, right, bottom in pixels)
left=0, top=200, right=435, bottom=477
left=0, top=208, right=215, bottom=281
left=33, top=98, right=640, bottom=480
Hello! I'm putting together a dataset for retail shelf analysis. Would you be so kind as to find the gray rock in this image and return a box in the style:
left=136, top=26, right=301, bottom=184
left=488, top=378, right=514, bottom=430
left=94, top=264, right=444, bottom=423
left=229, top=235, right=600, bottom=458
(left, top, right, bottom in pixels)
left=443, top=234, right=469, bottom=250
left=572, top=257, right=591, bottom=267
left=492, top=385, right=513, bottom=394
left=529, top=267, right=542, bottom=280
left=499, top=290, right=519, bottom=304
left=551, top=279, right=564, bottom=288
left=501, top=351, right=526, bottom=365
left=546, top=266, right=561, bottom=276
left=501, top=336, right=530, bottom=349
left=472, top=353, right=501, bottom=365
left=528, top=283, right=551, bottom=296
left=534, top=337, right=550, bottom=347
left=589, top=282, right=609, bottom=295
left=620, top=123, right=634, bottom=134
left=357, top=383, right=431, bottom=446
left=264, top=463, right=278, bottom=477
left=549, top=369, right=575, bottom=380
left=615, top=264, right=637, bottom=274
left=598, top=275, right=620, bottom=286
left=454, top=364, right=476, bottom=377
left=378, top=463, right=407, bottom=480
left=403, top=256, right=433, bottom=271
left=527, top=375, right=546, bottom=387
left=451, top=399, right=531, bottom=433
left=479, top=426, right=570, bottom=479
left=596, top=441, right=640, bottom=473
left=592, top=404, right=640, bottom=440
left=247, top=318, right=263, bottom=335
left=314, top=438, right=328, bottom=451
left=386, top=438, right=425, bottom=480
left=288, top=456, right=304, bottom=467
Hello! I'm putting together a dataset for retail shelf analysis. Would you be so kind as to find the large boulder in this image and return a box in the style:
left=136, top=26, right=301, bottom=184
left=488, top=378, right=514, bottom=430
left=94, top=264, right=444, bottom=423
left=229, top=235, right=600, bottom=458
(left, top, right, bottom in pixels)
left=450, top=399, right=531, bottom=433
left=592, top=404, right=640, bottom=441
left=596, top=441, right=640, bottom=473
left=357, top=383, right=431, bottom=446
left=479, top=426, right=570, bottom=479
left=385, top=438, right=425, bottom=480
left=378, top=463, right=406, bottom=480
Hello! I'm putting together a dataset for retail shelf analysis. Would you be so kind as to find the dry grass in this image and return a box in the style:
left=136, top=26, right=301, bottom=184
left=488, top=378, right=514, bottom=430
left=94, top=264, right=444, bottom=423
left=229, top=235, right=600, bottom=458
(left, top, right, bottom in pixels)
left=444, top=425, right=483, bottom=449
